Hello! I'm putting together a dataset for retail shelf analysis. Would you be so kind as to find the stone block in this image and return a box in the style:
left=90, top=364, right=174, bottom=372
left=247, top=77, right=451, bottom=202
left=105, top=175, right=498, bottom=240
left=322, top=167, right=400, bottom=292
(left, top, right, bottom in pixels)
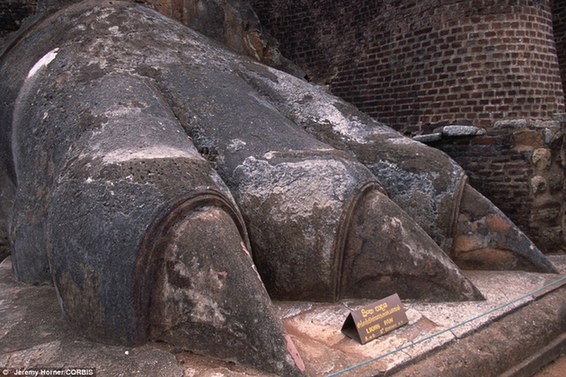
left=513, top=129, right=544, bottom=149
left=530, top=175, right=548, bottom=194
left=531, top=148, right=552, bottom=171
left=442, top=125, right=487, bottom=137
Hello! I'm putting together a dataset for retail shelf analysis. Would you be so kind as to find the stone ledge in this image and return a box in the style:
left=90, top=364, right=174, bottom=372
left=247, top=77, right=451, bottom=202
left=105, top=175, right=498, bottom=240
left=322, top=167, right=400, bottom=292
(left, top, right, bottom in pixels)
left=412, top=125, right=487, bottom=143
left=500, top=333, right=566, bottom=377
left=441, top=125, right=487, bottom=137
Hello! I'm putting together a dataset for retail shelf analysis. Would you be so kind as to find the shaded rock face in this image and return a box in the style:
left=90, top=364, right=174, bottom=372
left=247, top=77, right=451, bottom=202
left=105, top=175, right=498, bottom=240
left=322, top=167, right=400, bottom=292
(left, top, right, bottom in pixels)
left=0, top=1, right=557, bottom=375
left=0, top=161, right=12, bottom=263
left=138, top=0, right=305, bottom=77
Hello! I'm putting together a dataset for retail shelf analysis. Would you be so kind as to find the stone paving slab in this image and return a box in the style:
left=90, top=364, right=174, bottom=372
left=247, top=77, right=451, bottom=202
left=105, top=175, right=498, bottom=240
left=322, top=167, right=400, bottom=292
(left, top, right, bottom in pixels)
left=0, top=255, right=564, bottom=377
left=282, top=255, right=565, bottom=376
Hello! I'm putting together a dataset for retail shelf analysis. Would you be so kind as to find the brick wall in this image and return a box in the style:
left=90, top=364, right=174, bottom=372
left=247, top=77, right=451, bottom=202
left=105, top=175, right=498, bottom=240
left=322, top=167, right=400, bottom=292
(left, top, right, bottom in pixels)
left=554, top=0, right=566, bottom=96
left=250, top=0, right=565, bottom=133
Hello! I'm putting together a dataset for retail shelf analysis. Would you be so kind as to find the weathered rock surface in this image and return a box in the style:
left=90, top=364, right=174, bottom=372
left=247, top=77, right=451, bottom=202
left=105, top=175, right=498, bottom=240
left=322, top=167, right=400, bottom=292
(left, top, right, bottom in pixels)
left=139, top=0, right=304, bottom=77
left=0, top=0, right=481, bottom=301
left=1, top=3, right=305, bottom=375
left=453, top=185, right=558, bottom=272
left=234, top=56, right=555, bottom=273
left=154, top=63, right=479, bottom=302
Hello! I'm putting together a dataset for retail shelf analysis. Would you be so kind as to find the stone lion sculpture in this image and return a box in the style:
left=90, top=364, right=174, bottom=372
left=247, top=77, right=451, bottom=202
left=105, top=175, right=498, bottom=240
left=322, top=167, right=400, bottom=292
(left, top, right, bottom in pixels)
left=0, top=1, right=556, bottom=375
